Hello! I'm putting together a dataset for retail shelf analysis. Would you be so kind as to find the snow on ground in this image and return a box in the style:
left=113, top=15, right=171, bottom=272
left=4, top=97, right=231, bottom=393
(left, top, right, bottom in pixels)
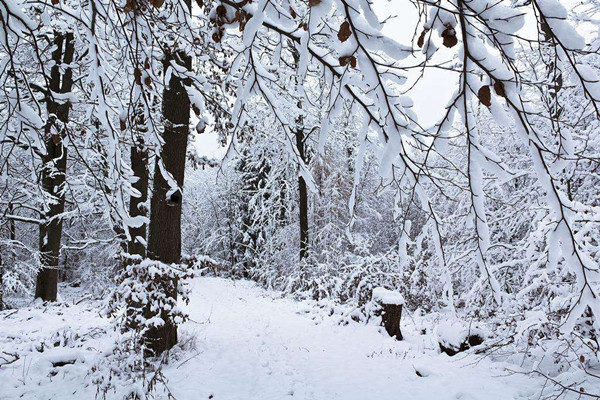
left=1, top=277, right=543, bottom=400
left=0, top=295, right=112, bottom=399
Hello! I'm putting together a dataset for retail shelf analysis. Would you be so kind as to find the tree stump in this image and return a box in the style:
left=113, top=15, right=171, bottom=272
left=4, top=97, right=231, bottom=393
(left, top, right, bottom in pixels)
left=372, top=287, right=404, bottom=340
left=437, top=319, right=485, bottom=356
left=438, top=334, right=484, bottom=356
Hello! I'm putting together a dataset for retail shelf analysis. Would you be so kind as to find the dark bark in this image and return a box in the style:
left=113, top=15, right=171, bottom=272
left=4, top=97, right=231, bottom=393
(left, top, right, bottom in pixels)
left=145, top=21, right=192, bottom=353
left=123, top=130, right=148, bottom=331
left=289, top=46, right=310, bottom=261
left=296, top=130, right=309, bottom=260
left=127, top=127, right=148, bottom=258
left=376, top=302, right=403, bottom=340
left=35, top=32, right=74, bottom=301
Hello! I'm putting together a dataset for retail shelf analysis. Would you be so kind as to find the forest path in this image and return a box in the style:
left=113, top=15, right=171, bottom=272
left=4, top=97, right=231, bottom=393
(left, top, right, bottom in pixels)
left=166, top=277, right=538, bottom=400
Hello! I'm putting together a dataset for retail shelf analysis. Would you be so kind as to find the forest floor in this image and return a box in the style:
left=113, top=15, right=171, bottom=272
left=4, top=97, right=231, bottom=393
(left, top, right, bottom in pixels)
left=1, top=277, right=549, bottom=399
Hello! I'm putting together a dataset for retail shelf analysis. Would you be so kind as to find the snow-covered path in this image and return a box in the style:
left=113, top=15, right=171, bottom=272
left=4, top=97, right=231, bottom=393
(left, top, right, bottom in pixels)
left=166, top=278, right=537, bottom=400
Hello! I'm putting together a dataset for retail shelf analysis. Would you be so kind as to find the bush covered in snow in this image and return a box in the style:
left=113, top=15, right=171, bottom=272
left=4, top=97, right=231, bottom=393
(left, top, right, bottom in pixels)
left=107, top=259, right=193, bottom=342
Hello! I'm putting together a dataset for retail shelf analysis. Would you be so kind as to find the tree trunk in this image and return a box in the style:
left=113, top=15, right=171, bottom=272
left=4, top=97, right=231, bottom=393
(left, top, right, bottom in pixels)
left=296, top=130, right=309, bottom=260
left=145, top=22, right=191, bottom=353
left=289, top=46, right=310, bottom=261
left=127, top=126, right=148, bottom=258
left=0, top=204, right=15, bottom=310
left=35, top=32, right=74, bottom=301
left=0, top=252, right=3, bottom=311
left=379, top=303, right=403, bottom=340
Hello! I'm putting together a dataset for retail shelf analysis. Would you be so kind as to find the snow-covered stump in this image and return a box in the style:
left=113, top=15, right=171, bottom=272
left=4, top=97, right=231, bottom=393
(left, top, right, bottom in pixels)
left=372, top=287, right=404, bottom=340
left=436, top=320, right=485, bottom=356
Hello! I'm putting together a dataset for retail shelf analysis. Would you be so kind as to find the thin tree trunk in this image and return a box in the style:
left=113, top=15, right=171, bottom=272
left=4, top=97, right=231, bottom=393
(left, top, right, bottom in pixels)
left=127, top=125, right=148, bottom=258
left=289, top=46, right=310, bottom=261
left=0, top=251, right=3, bottom=311
left=0, top=204, right=15, bottom=310
left=296, top=130, right=309, bottom=260
left=145, top=12, right=192, bottom=353
left=540, top=21, right=569, bottom=201
left=35, top=32, right=74, bottom=301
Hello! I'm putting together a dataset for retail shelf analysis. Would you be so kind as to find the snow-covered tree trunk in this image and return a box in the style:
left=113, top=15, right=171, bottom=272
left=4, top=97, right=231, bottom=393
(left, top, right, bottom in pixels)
left=0, top=205, right=14, bottom=310
left=145, top=0, right=192, bottom=353
left=0, top=253, right=3, bottom=311
left=290, top=46, right=309, bottom=261
left=127, top=128, right=148, bottom=259
left=296, top=128, right=309, bottom=261
left=35, top=31, right=74, bottom=302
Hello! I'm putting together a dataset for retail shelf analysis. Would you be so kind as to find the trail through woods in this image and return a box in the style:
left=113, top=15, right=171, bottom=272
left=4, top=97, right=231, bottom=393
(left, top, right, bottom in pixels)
left=1, top=278, right=548, bottom=399
left=166, top=278, right=539, bottom=400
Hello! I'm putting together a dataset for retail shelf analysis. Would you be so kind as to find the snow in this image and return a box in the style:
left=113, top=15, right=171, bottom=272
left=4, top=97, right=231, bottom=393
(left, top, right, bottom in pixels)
left=372, top=286, right=405, bottom=305
left=436, top=319, right=485, bottom=351
left=0, top=298, right=111, bottom=399
left=0, top=278, right=553, bottom=399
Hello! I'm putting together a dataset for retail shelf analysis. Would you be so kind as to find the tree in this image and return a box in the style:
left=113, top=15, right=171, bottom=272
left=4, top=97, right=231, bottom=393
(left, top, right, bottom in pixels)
left=144, top=0, right=193, bottom=354
left=126, top=103, right=149, bottom=259
left=35, top=31, right=75, bottom=301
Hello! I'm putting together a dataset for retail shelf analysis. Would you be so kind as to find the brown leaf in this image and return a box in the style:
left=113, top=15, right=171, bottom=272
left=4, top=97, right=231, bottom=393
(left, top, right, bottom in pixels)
left=192, top=104, right=201, bottom=116
left=195, top=0, right=203, bottom=8
left=144, top=76, right=152, bottom=87
left=235, top=9, right=247, bottom=21
left=123, top=0, right=134, bottom=12
left=441, top=27, right=457, bottom=48
left=579, top=355, right=585, bottom=363
left=120, top=119, right=126, bottom=131
left=338, top=21, right=351, bottom=43
left=478, top=85, right=492, bottom=107
left=493, top=81, right=506, bottom=98
left=308, top=0, right=321, bottom=7
left=216, top=5, right=227, bottom=18
left=417, top=29, right=427, bottom=48
left=289, top=6, right=297, bottom=19
left=150, top=0, right=164, bottom=8
left=212, top=30, right=222, bottom=43
left=134, top=68, right=142, bottom=85
left=235, top=9, right=248, bottom=31
left=51, top=0, right=60, bottom=5
left=339, top=55, right=357, bottom=68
